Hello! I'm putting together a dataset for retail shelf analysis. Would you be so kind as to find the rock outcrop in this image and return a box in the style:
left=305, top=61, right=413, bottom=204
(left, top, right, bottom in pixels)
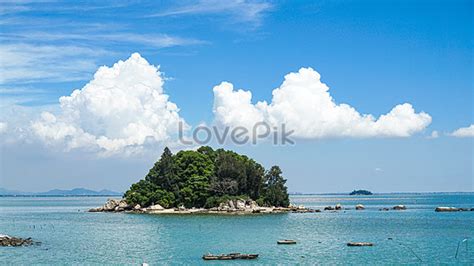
left=355, top=204, right=365, bottom=210
left=89, top=198, right=318, bottom=215
left=347, top=242, right=374, bottom=247
left=89, top=198, right=131, bottom=212
left=324, top=204, right=343, bottom=211
left=392, top=205, right=406, bottom=210
left=435, top=207, right=473, bottom=212
left=217, top=199, right=259, bottom=212
left=0, top=235, right=37, bottom=247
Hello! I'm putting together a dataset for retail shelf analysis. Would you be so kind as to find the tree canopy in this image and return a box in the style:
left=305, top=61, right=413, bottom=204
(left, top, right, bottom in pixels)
left=124, top=146, right=290, bottom=208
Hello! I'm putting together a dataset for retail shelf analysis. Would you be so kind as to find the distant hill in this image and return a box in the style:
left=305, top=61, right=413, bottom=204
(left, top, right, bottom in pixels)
left=0, top=187, right=122, bottom=196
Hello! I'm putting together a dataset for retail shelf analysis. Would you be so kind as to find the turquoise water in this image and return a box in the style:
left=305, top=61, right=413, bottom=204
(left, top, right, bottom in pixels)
left=1, top=193, right=473, bottom=264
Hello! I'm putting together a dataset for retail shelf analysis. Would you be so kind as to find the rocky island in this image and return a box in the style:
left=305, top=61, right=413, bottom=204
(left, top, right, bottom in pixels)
left=91, top=146, right=316, bottom=215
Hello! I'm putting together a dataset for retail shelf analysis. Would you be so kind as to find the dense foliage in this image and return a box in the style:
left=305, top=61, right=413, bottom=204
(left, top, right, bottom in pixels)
left=349, top=190, right=373, bottom=195
left=124, top=146, right=290, bottom=208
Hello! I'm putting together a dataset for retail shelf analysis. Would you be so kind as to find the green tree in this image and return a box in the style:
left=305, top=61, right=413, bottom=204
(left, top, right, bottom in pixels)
left=124, top=147, right=290, bottom=208
left=261, top=166, right=290, bottom=207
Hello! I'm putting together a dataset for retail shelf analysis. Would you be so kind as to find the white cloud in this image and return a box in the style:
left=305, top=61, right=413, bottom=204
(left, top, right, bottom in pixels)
left=0, top=122, right=8, bottom=133
left=213, top=67, right=432, bottom=138
left=31, top=53, right=187, bottom=156
left=151, top=0, right=272, bottom=25
left=0, top=43, right=106, bottom=84
left=428, top=130, right=439, bottom=139
left=450, top=124, right=474, bottom=137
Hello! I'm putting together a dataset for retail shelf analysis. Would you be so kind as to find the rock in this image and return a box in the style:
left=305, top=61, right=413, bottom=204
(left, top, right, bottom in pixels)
left=0, top=235, right=37, bottom=247
left=435, top=207, right=460, bottom=212
left=118, top=200, right=129, bottom=209
left=103, top=199, right=121, bottom=211
left=88, top=207, right=104, bottom=212
left=335, top=204, right=342, bottom=210
left=379, top=208, right=389, bottom=211
left=347, top=242, right=374, bottom=247
left=228, top=200, right=235, bottom=209
left=133, top=204, right=141, bottom=210
left=178, top=205, right=186, bottom=211
left=355, top=204, right=365, bottom=210
left=392, top=205, right=406, bottom=210
left=249, top=201, right=258, bottom=209
left=324, top=206, right=335, bottom=211
left=236, top=200, right=246, bottom=210
left=147, top=204, right=164, bottom=211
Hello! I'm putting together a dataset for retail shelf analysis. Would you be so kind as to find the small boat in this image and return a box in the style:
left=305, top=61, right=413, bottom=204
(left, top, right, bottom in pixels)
left=202, top=253, right=258, bottom=260
left=277, top=239, right=297, bottom=244
left=347, top=242, right=374, bottom=247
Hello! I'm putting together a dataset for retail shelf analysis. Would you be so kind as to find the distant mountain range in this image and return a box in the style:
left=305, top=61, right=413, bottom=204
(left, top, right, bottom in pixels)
left=0, top=187, right=123, bottom=196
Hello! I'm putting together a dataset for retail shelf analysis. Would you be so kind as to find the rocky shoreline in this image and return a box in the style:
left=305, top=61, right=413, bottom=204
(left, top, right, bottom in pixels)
left=89, top=199, right=474, bottom=215
left=89, top=198, right=318, bottom=214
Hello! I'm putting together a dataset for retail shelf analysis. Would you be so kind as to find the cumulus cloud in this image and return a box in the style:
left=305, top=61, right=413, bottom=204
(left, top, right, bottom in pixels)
left=450, top=124, right=474, bottom=137
left=31, top=53, right=186, bottom=156
left=213, top=67, right=431, bottom=138
left=0, top=122, right=7, bottom=134
left=427, top=130, right=439, bottom=139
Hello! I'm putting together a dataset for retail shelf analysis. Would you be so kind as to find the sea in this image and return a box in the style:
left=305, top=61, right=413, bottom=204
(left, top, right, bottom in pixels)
left=1, top=193, right=473, bottom=264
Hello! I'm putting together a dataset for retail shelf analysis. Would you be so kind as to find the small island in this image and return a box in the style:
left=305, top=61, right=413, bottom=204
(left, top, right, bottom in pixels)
left=91, top=146, right=314, bottom=214
left=349, top=190, right=373, bottom=196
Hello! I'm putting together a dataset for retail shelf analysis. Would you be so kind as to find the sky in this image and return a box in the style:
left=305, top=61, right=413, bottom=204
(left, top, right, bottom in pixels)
left=0, top=0, right=472, bottom=193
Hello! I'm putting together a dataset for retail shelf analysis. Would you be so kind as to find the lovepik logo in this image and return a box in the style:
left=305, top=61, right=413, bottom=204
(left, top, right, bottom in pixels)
left=178, top=121, right=295, bottom=146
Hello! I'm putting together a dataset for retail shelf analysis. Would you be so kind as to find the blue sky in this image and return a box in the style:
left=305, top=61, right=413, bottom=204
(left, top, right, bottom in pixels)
left=0, top=0, right=472, bottom=193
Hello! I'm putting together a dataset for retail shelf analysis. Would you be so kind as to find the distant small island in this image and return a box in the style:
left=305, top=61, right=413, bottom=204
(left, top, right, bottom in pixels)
left=91, top=146, right=299, bottom=214
left=349, top=190, right=373, bottom=195
left=0, top=187, right=122, bottom=197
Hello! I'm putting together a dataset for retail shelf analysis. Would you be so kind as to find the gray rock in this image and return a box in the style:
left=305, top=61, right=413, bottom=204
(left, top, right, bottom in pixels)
left=392, top=205, right=406, bottom=210
left=435, top=207, right=459, bottom=212
left=0, top=235, right=37, bottom=247
left=355, top=204, right=365, bottom=210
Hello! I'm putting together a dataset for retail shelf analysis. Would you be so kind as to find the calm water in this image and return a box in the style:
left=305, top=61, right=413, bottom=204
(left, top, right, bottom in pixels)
left=1, top=193, right=473, bottom=264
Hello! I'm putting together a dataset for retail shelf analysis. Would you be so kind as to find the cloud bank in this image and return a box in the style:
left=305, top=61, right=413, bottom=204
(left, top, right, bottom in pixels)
left=450, top=124, right=474, bottom=137
left=213, top=67, right=431, bottom=138
left=32, top=53, right=186, bottom=156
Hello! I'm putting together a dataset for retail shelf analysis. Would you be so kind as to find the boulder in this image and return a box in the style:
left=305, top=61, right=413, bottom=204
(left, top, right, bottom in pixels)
left=435, top=207, right=459, bottom=212
left=147, top=204, right=164, bottom=211
left=347, top=242, right=374, bottom=247
left=335, top=204, right=342, bottom=210
left=355, top=204, right=365, bottom=210
left=324, top=206, right=335, bottom=211
left=392, top=205, right=406, bottom=210
left=88, top=207, right=104, bottom=212
left=235, top=200, right=246, bottom=210
left=118, top=200, right=129, bottom=209
left=133, top=204, right=141, bottom=210
left=0, top=235, right=36, bottom=247
left=103, top=199, right=121, bottom=211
